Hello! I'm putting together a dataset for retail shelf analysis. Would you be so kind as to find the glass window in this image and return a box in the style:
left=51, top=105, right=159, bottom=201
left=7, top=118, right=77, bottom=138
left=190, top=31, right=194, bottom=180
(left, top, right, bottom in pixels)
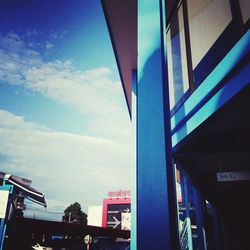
left=239, top=0, right=250, bottom=24
left=166, top=4, right=189, bottom=109
left=187, top=0, right=232, bottom=68
left=165, top=0, right=179, bottom=21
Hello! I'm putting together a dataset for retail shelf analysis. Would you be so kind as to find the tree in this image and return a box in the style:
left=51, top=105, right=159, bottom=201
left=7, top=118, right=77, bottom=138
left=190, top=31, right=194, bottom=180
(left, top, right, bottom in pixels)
left=62, top=202, right=87, bottom=225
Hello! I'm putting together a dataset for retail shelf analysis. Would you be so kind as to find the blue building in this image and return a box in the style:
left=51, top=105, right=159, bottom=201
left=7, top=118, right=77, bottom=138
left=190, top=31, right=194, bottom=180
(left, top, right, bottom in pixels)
left=101, top=0, right=250, bottom=249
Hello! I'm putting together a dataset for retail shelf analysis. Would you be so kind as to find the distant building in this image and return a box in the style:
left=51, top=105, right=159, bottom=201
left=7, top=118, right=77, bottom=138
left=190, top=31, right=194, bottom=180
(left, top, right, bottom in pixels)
left=88, top=206, right=103, bottom=227
left=88, top=190, right=131, bottom=230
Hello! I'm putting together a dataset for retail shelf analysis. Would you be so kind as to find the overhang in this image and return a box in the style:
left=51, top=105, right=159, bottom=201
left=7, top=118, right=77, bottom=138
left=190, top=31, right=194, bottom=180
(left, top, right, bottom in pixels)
left=5, top=174, right=47, bottom=207
left=101, top=0, right=137, bottom=116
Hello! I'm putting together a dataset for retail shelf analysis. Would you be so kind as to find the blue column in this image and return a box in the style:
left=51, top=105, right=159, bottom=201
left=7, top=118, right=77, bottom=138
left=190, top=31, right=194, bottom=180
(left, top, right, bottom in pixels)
left=192, top=186, right=207, bottom=250
left=210, top=205, right=222, bottom=250
left=131, top=69, right=137, bottom=250
left=0, top=219, right=6, bottom=250
left=181, top=175, right=193, bottom=250
left=137, top=0, right=179, bottom=249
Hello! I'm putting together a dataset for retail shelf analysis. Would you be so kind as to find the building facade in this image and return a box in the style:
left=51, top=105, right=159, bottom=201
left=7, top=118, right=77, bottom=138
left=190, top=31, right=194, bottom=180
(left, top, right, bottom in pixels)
left=88, top=190, right=131, bottom=231
left=101, top=0, right=250, bottom=249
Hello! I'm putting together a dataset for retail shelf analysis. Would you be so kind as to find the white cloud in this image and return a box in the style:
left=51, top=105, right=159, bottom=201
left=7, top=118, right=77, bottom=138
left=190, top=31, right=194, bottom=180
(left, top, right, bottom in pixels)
left=0, top=32, right=130, bottom=141
left=0, top=31, right=132, bottom=219
left=0, top=109, right=131, bottom=216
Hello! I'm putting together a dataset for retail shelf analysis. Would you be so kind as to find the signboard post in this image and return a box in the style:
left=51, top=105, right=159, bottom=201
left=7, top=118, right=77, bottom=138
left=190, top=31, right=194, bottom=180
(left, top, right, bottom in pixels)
left=84, top=234, right=92, bottom=250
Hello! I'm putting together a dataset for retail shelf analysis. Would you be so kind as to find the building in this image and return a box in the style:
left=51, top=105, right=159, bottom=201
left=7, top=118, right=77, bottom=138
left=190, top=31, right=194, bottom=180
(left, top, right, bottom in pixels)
left=0, top=173, right=47, bottom=249
left=88, top=190, right=131, bottom=231
left=101, top=1, right=250, bottom=249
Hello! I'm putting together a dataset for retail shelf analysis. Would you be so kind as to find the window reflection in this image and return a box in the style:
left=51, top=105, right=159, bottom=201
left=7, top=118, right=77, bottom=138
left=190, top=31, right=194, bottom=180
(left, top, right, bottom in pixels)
left=187, top=0, right=232, bottom=68
left=239, top=0, right=250, bottom=24
left=166, top=4, right=189, bottom=109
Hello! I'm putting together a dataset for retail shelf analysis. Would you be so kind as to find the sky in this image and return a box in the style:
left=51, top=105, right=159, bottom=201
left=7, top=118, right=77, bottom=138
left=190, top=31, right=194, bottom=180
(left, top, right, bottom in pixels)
left=0, top=0, right=131, bottom=220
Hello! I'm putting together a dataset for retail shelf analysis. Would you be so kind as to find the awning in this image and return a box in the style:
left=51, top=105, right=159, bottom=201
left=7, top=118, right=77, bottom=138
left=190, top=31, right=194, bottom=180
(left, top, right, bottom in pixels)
left=4, top=174, right=47, bottom=207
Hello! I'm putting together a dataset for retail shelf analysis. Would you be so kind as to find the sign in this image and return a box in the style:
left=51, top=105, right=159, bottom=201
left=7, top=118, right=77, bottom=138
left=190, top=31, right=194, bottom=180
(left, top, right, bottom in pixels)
left=84, top=235, right=92, bottom=245
left=0, top=190, right=9, bottom=218
left=217, top=171, right=250, bottom=182
left=107, top=204, right=130, bottom=229
left=108, top=190, right=131, bottom=198
left=121, top=212, right=131, bottom=230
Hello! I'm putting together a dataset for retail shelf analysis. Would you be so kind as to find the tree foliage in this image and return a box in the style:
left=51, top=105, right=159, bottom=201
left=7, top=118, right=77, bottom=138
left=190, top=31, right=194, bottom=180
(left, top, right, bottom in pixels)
left=62, top=202, right=87, bottom=225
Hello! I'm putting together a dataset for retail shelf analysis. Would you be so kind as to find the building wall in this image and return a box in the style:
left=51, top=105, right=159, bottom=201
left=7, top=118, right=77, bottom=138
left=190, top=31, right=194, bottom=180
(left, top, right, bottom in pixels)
left=87, top=206, right=103, bottom=227
left=102, top=198, right=131, bottom=230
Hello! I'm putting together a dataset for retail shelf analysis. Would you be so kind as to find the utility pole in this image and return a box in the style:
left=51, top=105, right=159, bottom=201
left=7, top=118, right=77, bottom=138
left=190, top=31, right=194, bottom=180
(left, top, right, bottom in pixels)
left=68, top=212, right=72, bottom=223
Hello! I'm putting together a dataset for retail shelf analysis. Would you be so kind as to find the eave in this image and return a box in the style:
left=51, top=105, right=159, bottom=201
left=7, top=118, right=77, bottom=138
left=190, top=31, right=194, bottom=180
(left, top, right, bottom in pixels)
left=101, top=0, right=137, bottom=116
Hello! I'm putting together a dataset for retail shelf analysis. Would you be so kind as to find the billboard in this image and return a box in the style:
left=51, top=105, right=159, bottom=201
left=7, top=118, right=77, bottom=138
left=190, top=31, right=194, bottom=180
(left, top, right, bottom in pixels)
left=106, top=203, right=130, bottom=230
left=102, top=196, right=131, bottom=230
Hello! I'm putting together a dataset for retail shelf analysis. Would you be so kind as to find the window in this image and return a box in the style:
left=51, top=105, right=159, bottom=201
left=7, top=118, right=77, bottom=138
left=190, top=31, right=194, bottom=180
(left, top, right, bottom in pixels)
left=239, top=0, right=250, bottom=24
left=166, top=4, right=189, bottom=109
left=187, top=0, right=232, bottom=68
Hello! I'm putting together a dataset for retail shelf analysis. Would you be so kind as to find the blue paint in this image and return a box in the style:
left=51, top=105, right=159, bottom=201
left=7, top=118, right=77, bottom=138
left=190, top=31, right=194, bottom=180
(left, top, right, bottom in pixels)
left=171, top=29, right=250, bottom=131
left=172, top=59, right=250, bottom=146
left=210, top=205, right=222, bottom=250
left=137, top=1, right=179, bottom=249
left=0, top=220, right=5, bottom=250
left=131, top=70, right=137, bottom=250
left=181, top=175, right=193, bottom=250
left=192, top=187, right=207, bottom=250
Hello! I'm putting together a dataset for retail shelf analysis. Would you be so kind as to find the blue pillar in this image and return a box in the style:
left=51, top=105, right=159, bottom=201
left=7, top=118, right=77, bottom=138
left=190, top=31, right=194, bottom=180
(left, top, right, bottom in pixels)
left=137, top=0, right=179, bottom=249
left=210, top=205, right=222, bottom=250
left=131, top=69, right=137, bottom=250
left=181, top=175, right=193, bottom=250
left=192, top=186, right=207, bottom=250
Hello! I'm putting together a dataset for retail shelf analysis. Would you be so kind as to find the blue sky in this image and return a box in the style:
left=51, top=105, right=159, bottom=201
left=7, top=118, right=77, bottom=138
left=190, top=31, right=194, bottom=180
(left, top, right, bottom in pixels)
left=0, top=0, right=131, bottom=220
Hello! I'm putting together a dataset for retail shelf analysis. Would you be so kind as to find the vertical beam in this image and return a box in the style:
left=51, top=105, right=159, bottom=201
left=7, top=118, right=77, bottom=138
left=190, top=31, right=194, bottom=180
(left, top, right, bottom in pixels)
left=220, top=215, right=229, bottom=250
left=131, top=69, right=137, bottom=250
left=137, top=0, right=179, bottom=249
left=0, top=219, right=6, bottom=250
left=210, top=205, right=222, bottom=250
left=193, top=186, right=207, bottom=250
left=181, top=175, right=193, bottom=250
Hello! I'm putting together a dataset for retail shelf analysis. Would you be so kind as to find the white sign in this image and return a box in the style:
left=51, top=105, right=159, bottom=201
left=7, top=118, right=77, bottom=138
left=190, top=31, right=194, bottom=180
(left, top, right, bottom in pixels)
left=0, top=190, right=9, bottom=218
left=121, top=212, right=131, bottom=230
left=217, top=171, right=250, bottom=182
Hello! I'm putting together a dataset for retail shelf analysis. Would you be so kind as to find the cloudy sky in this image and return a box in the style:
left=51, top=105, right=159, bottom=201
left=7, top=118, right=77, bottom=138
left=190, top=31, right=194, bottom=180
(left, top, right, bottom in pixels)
left=0, top=0, right=131, bottom=220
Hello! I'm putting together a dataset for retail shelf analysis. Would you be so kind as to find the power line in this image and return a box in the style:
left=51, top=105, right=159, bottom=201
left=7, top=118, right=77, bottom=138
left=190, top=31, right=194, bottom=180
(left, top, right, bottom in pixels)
left=25, top=207, right=64, bottom=214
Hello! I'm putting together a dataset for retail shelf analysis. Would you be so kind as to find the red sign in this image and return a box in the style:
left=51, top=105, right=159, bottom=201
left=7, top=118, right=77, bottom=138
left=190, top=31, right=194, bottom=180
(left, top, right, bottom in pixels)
left=108, top=189, right=131, bottom=198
